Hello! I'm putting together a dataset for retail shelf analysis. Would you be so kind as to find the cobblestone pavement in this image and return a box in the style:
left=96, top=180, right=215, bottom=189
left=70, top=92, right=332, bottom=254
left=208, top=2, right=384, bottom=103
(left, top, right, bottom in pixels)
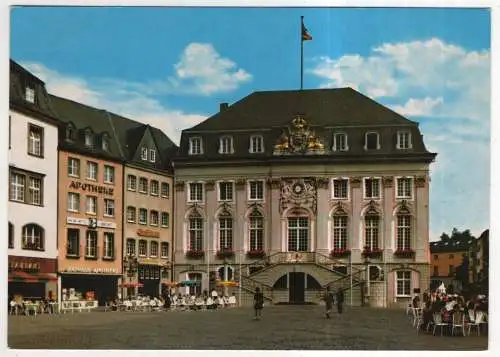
left=8, top=306, right=488, bottom=350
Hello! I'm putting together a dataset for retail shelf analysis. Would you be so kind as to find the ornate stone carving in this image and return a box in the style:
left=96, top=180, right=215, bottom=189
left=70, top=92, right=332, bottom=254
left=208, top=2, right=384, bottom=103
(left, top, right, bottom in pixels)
left=235, top=178, right=246, bottom=189
left=273, top=115, right=326, bottom=155
left=267, top=178, right=281, bottom=189
left=175, top=181, right=185, bottom=191
left=383, top=176, right=393, bottom=188
left=331, top=201, right=349, bottom=216
left=415, top=176, right=426, bottom=188
left=364, top=200, right=381, bottom=215
left=279, top=177, right=317, bottom=214
left=317, top=177, right=329, bottom=189
left=205, top=180, right=215, bottom=191
left=350, top=177, right=362, bottom=188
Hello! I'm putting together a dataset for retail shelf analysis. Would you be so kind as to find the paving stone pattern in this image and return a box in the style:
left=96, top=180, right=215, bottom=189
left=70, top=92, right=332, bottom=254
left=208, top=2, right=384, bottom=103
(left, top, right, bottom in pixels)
left=8, top=306, right=487, bottom=350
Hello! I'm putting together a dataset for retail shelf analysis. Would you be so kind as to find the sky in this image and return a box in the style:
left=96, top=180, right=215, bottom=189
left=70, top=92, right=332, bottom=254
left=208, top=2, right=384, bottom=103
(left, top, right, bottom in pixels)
left=9, top=6, right=491, bottom=241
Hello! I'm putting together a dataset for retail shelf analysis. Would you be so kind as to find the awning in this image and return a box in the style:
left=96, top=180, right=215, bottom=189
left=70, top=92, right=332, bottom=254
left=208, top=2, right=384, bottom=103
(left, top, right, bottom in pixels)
left=8, top=271, right=57, bottom=283
left=216, top=280, right=239, bottom=287
left=161, top=281, right=178, bottom=286
left=179, top=280, right=201, bottom=287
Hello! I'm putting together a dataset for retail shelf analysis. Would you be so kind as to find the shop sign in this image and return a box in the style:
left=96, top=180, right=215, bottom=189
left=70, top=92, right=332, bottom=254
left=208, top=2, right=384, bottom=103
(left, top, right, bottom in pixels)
left=67, top=217, right=116, bottom=229
left=69, top=181, right=114, bottom=196
left=65, top=267, right=118, bottom=274
left=137, top=229, right=160, bottom=238
left=9, top=261, right=41, bottom=272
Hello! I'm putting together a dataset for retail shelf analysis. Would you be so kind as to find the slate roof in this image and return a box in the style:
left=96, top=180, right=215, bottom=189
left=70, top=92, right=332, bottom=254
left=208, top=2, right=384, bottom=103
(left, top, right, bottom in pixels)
left=430, top=239, right=476, bottom=253
left=9, top=60, right=60, bottom=126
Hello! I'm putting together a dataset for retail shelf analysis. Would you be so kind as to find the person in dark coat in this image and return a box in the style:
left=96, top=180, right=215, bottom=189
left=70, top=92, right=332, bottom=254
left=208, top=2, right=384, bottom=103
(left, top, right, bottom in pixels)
left=253, top=287, right=264, bottom=320
left=323, top=286, right=335, bottom=319
left=336, top=288, right=345, bottom=314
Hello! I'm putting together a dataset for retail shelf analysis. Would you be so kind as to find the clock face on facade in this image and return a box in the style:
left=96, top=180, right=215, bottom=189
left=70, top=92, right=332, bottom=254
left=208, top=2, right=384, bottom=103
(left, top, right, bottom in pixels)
left=293, top=183, right=304, bottom=194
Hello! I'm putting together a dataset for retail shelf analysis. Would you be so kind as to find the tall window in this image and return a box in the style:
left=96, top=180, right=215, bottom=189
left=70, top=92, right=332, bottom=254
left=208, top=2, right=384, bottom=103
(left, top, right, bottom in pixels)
left=149, top=149, right=156, bottom=162
left=85, top=230, right=98, bottom=258
left=332, top=179, right=348, bottom=199
left=22, top=224, right=44, bottom=251
left=127, top=175, right=137, bottom=191
left=104, top=165, right=114, bottom=183
left=87, top=161, right=98, bottom=180
left=150, top=241, right=159, bottom=257
left=10, top=172, right=25, bottom=202
left=161, top=212, right=170, bottom=227
left=396, top=271, right=411, bottom=296
left=288, top=217, right=309, bottom=252
left=397, top=131, right=412, bottom=149
left=219, top=213, right=233, bottom=250
left=333, top=133, right=348, bottom=151
left=150, top=210, right=159, bottom=226
left=397, top=215, right=412, bottom=250
left=249, top=211, right=264, bottom=251
left=138, top=239, right=147, bottom=256
left=86, top=196, right=97, bottom=214
left=25, top=87, right=35, bottom=103
left=189, top=137, right=203, bottom=155
left=188, top=183, right=203, bottom=202
left=104, top=199, right=115, bottom=217
left=8, top=222, right=14, bottom=249
left=364, top=178, right=380, bottom=199
left=103, top=232, right=114, bottom=259
left=188, top=273, right=202, bottom=296
left=249, top=180, right=264, bottom=200
left=150, top=180, right=159, bottom=196
left=365, top=132, right=380, bottom=150
left=68, top=158, right=80, bottom=177
left=28, top=177, right=42, bottom=205
left=161, top=182, right=170, bottom=198
left=396, top=177, right=413, bottom=199
left=126, top=238, right=136, bottom=257
left=28, top=124, right=43, bottom=157
left=10, top=170, right=44, bottom=205
left=249, top=135, right=264, bottom=153
left=332, top=215, right=348, bottom=250
left=219, top=136, right=233, bottom=154
left=188, top=212, right=203, bottom=251
left=127, top=206, right=136, bottom=223
left=67, top=192, right=80, bottom=212
left=66, top=228, right=80, bottom=257
left=365, top=215, right=379, bottom=250
left=66, top=124, right=75, bottom=141
left=218, top=182, right=233, bottom=201
left=161, top=242, right=169, bottom=258
left=85, top=130, right=94, bottom=147
left=101, top=135, right=109, bottom=151
left=139, top=177, right=148, bottom=193
left=139, top=208, right=148, bottom=225
left=141, top=147, right=148, bottom=160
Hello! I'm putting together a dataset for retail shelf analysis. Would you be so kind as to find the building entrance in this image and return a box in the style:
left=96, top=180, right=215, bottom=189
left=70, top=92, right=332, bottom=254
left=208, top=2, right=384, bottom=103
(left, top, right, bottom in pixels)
left=288, top=272, right=305, bottom=304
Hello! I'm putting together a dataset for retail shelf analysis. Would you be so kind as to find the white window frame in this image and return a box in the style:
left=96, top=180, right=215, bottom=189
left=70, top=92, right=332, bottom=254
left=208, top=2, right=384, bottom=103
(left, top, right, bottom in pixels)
left=332, top=215, right=348, bottom=250
left=85, top=230, right=98, bottom=258
left=188, top=182, right=204, bottom=203
left=150, top=241, right=159, bottom=258
left=397, top=131, right=412, bottom=150
left=248, top=180, right=265, bottom=201
left=218, top=181, right=234, bottom=202
left=104, top=199, right=115, bottom=217
left=395, top=176, right=413, bottom=199
left=150, top=210, right=159, bottom=226
left=331, top=178, right=349, bottom=200
left=68, top=158, right=80, bottom=177
left=138, top=239, right=147, bottom=257
left=150, top=180, right=159, bottom=196
left=139, top=208, right=148, bottom=225
left=84, top=130, right=94, bottom=147
left=287, top=217, right=309, bottom=252
left=332, top=132, right=349, bottom=152
left=86, top=196, right=97, bottom=215
left=102, top=135, right=109, bottom=151
left=395, top=271, right=412, bottom=297
left=139, top=177, right=148, bottom=193
left=127, top=175, right=137, bottom=191
left=28, top=124, right=43, bottom=156
left=249, top=135, right=264, bottom=153
left=161, top=212, right=170, bottom=227
left=103, top=232, right=114, bottom=259
left=188, top=215, right=204, bottom=251
left=28, top=177, right=42, bottom=205
left=189, top=137, right=203, bottom=155
left=10, top=173, right=25, bottom=202
left=219, top=136, right=234, bottom=154
left=126, top=206, right=136, bottom=223
left=87, top=161, right=98, bottom=181
left=249, top=211, right=264, bottom=251
left=149, top=149, right=156, bottom=162
left=364, top=215, right=380, bottom=250
left=104, top=165, right=114, bottom=184
left=364, top=131, right=380, bottom=150
left=126, top=238, right=136, bottom=257
left=396, top=215, right=412, bottom=251
left=25, top=87, right=35, bottom=103
left=67, top=192, right=80, bottom=212
left=363, top=177, right=381, bottom=200
left=141, top=147, right=148, bottom=160
left=161, top=182, right=170, bottom=198
left=160, top=242, right=169, bottom=258
left=218, top=215, right=233, bottom=250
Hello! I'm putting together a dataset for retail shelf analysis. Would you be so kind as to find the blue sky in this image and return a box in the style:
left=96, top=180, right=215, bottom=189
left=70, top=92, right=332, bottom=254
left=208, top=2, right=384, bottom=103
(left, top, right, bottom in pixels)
left=10, top=6, right=490, bottom=240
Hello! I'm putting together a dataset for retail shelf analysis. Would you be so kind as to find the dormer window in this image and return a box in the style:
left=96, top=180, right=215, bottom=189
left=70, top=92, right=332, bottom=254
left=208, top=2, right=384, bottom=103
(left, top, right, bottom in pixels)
left=397, top=131, right=412, bottom=150
left=333, top=133, right=348, bottom=152
left=25, top=87, right=35, bottom=103
left=189, top=137, right=203, bottom=155
left=66, top=124, right=75, bottom=142
left=84, top=130, right=94, bottom=147
left=219, top=136, right=233, bottom=154
left=102, top=134, right=109, bottom=151
left=364, top=132, right=380, bottom=150
left=249, top=135, right=264, bottom=153
left=141, top=147, right=148, bottom=160
left=149, top=149, right=156, bottom=163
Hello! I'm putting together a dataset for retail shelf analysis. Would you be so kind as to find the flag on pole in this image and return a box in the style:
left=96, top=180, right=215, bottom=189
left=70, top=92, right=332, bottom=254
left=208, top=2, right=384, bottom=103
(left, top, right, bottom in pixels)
left=301, top=21, right=312, bottom=41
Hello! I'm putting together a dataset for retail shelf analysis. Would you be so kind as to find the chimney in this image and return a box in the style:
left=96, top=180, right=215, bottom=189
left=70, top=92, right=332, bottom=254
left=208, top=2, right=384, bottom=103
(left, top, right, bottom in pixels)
left=220, top=103, right=229, bottom=112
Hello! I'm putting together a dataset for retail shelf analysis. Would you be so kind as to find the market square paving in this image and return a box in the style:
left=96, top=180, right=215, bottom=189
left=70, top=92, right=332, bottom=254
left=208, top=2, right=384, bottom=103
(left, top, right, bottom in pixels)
left=8, top=306, right=487, bottom=350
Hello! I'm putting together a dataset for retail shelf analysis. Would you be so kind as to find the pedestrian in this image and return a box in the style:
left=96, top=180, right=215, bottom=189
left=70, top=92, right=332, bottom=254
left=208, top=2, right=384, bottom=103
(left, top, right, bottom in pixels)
left=336, top=288, right=344, bottom=314
left=323, top=286, right=334, bottom=319
left=253, top=287, right=264, bottom=320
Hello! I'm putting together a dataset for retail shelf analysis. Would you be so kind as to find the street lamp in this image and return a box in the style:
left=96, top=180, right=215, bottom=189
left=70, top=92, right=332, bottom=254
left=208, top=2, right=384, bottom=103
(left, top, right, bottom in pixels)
left=363, top=249, right=370, bottom=307
left=123, top=254, right=138, bottom=299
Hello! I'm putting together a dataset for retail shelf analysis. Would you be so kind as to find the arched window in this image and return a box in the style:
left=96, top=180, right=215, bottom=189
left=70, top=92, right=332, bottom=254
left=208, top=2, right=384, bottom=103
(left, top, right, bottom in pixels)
left=188, top=211, right=203, bottom=251
left=217, top=266, right=234, bottom=281
left=22, top=224, right=44, bottom=251
left=332, top=212, right=348, bottom=251
left=8, top=222, right=14, bottom=249
left=396, top=214, right=412, bottom=250
left=249, top=210, right=264, bottom=251
left=364, top=215, right=379, bottom=250
left=218, top=211, right=233, bottom=250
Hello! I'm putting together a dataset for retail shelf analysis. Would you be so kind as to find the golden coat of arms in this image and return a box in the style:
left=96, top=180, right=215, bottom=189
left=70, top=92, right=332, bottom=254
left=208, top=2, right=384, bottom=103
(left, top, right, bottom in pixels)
left=273, top=115, right=325, bottom=155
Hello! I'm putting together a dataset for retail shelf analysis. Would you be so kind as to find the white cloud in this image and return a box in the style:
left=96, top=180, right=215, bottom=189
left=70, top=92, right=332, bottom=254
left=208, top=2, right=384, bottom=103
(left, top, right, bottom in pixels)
left=390, top=97, right=443, bottom=116
left=171, top=43, right=252, bottom=95
left=21, top=62, right=207, bottom=144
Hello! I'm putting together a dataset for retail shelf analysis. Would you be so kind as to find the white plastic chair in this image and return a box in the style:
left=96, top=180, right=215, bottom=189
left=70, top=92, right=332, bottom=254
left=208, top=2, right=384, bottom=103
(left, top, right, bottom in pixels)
left=432, top=313, right=448, bottom=336
left=412, top=308, right=423, bottom=328
left=451, top=311, right=467, bottom=337
left=468, top=311, right=485, bottom=336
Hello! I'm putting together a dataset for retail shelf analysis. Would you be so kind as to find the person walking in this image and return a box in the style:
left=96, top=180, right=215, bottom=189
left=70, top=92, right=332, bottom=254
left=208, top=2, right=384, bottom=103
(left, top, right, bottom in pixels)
left=336, top=288, right=345, bottom=314
left=323, top=286, right=335, bottom=319
left=253, top=287, right=264, bottom=320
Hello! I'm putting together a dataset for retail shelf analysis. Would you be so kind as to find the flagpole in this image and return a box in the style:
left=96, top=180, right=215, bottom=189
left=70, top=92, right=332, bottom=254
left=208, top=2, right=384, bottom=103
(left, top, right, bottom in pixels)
left=300, top=16, right=304, bottom=90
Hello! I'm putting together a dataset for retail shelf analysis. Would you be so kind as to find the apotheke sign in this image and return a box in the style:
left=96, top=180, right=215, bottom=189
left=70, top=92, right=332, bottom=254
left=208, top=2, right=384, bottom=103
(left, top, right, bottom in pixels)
left=67, top=217, right=116, bottom=229
left=69, top=181, right=114, bottom=196
left=65, top=267, right=118, bottom=274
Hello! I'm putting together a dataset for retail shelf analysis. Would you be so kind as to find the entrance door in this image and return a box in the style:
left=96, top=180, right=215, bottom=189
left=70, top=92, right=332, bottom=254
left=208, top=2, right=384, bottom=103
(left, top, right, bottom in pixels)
left=288, top=272, right=305, bottom=304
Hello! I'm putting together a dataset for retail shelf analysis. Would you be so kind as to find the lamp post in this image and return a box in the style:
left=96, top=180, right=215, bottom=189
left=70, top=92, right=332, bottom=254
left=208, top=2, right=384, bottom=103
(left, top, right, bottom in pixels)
left=363, top=251, right=370, bottom=307
left=160, top=261, right=171, bottom=297
left=123, top=254, right=138, bottom=299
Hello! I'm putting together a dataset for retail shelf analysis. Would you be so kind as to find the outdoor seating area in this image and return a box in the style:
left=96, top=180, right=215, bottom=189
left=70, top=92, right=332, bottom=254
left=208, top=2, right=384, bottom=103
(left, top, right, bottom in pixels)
left=9, top=297, right=58, bottom=316
left=408, top=284, right=488, bottom=337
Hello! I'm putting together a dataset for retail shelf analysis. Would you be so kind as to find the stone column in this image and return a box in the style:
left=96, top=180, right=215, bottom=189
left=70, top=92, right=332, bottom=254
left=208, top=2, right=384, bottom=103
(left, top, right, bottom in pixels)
left=382, top=176, right=394, bottom=261
left=269, top=179, right=281, bottom=253
left=316, top=178, right=330, bottom=254
left=350, top=177, right=362, bottom=262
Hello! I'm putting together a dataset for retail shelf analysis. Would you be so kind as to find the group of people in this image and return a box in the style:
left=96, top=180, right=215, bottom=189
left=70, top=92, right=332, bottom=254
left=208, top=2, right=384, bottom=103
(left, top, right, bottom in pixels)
left=322, top=286, right=345, bottom=319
